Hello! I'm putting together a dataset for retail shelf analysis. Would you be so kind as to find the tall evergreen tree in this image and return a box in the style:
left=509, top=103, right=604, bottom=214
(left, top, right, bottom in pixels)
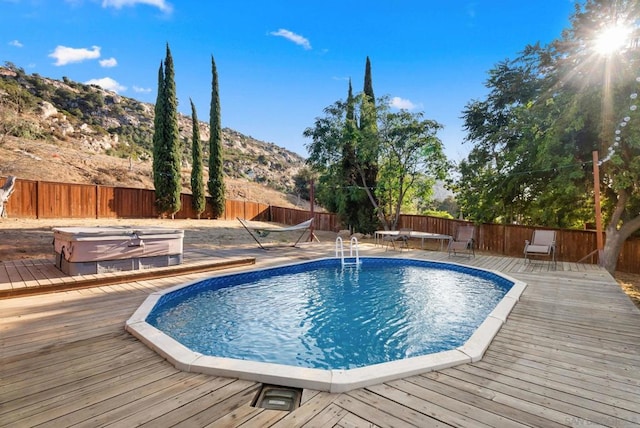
left=352, top=56, right=379, bottom=233
left=152, top=44, right=182, bottom=218
left=363, top=56, right=375, bottom=102
left=339, top=79, right=362, bottom=230
left=189, top=99, right=206, bottom=219
left=152, top=61, right=165, bottom=197
left=207, top=54, right=225, bottom=218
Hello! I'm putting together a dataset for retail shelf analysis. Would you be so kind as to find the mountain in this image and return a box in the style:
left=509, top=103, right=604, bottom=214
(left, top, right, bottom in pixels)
left=0, top=63, right=308, bottom=207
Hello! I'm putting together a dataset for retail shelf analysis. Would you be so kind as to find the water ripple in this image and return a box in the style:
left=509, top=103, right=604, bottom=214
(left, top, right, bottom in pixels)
left=149, top=261, right=508, bottom=369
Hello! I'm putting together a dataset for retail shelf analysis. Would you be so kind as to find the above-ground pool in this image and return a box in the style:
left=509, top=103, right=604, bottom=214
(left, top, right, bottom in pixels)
left=126, top=257, right=527, bottom=393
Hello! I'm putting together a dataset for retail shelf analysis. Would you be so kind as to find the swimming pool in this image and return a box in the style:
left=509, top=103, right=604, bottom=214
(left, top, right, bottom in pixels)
left=126, top=257, right=527, bottom=392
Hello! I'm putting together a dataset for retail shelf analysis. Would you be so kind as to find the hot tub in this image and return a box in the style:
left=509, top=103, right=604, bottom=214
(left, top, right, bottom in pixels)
left=52, top=226, right=184, bottom=275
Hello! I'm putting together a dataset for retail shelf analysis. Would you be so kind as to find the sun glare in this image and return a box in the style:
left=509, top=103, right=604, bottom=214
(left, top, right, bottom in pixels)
left=595, top=25, right=632, bottom=55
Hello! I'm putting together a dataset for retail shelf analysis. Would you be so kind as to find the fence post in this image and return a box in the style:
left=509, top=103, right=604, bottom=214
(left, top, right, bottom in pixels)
left=35, top=181, right=40, bottom=219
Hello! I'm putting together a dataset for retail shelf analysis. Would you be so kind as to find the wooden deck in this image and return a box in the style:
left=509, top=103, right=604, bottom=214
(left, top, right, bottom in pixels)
left=1, top=244, right=639, bottom=427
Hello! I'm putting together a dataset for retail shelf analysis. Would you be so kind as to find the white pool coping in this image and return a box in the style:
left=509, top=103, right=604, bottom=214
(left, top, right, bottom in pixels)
left=125, top=258, right=527, bottom=393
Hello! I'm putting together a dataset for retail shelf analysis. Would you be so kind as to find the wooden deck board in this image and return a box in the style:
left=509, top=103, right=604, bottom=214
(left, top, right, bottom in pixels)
left=1, top=245, right=639, bottom=427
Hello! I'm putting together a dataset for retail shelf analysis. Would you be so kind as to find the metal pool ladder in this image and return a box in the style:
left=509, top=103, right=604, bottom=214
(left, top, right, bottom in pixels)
left=335, top=236, right=360, bottom=267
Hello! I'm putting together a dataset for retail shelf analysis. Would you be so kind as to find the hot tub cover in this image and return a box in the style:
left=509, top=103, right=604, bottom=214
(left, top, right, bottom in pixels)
left=53, top=226, right=184, bottom=263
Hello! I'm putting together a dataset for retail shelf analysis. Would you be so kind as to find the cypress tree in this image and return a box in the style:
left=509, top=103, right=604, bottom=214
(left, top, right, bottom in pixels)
left=163, top=44, right=182, bottom=217
left=189, top=99, right=206, bottom=219
left=207, top=54, right=225, bottom=218
left=153, top=44, right=182, bottom=218
left=363, top=56, right=375, bottom=103
left=339, top=79, right=360, bottom=230
left=152, top=61, right=165, bottom=203
left=350, top=56, right=379, bottom=233
left=361, top=57, right=379, bottom=232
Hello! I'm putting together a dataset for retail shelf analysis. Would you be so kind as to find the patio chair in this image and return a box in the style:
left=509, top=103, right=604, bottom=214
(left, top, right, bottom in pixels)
left=447, top=225, right=475, bottom=258
left=524, top=229, right=556, bottom=267
left=384, top=228, right=412, bottom=251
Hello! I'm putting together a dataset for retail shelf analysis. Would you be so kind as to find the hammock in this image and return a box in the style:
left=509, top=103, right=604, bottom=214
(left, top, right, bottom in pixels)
left=237, top=218, right=314, bottom=249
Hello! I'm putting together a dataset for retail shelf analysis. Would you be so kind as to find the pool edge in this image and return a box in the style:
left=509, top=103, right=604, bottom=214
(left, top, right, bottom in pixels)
left=125, top=258, right=528, bottom=393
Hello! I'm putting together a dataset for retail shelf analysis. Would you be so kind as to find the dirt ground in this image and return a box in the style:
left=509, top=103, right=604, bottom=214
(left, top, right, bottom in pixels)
left=1, top=218, right=639, bottom=309
left=0, top=218, right=339, bottom=260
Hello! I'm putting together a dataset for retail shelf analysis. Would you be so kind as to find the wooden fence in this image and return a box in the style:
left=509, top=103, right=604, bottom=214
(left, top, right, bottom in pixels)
left=2, top=177, right=638, bottom=274
left=1, top=178, right=271, bottom=221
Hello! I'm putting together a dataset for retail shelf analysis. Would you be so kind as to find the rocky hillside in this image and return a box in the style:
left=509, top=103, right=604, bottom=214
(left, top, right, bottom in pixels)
left=0, top=63, right=308, bottom=204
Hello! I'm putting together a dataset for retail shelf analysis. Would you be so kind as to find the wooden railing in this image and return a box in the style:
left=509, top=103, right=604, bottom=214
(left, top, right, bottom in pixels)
left=2, top=177, right=638, bottom=274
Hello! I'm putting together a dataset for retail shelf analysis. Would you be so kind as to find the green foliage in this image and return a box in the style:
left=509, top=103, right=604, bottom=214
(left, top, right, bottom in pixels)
left=0, top=76, right=42, bottom=142
left=455, top=48, right=596, bottom=227
left=112, top=124, right=153, bottom=152
left=152, top=44, right=182, bottom=217
left=304, top=93, right=448, bottom=232
left=0, top=78, right=38, bottom=113
left=293, top=167, right=316, bottom=201
left=189, top=99, right=206, bottom=217
left=422, top=210, right=454, bottom=219
left=208, top=55, right=226, bottom=218
left=376, top=106, right=448, bottom=227
left=431, top=196, right=459, bottom=218
left=455, top=0, right=640, bottom=271
left=311, top=60, right=380, bottom=234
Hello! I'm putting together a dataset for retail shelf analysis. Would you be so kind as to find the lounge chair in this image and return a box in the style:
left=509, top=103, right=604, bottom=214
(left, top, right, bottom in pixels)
left=237, top=217, right=314, bottom=250
left=524, top=229, right=556, bottom=267
left=384, top=228, right=412, bottom=251
left=447, top=225, right=475, bottom=258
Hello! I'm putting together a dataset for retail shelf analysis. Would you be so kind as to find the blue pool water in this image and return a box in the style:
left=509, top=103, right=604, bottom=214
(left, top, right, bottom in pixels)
left=147, top=258, right=513, bottom=370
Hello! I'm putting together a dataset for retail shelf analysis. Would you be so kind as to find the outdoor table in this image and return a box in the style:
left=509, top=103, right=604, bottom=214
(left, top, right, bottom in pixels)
left=374, top=230, right=452, bottom=251
left=408, top=231, right=452, bottom=251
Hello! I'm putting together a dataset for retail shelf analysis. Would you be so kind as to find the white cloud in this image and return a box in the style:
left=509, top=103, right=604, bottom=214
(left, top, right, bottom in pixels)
left=49, top=45, right=101, bottom=66
left=9, top=40, right=23, bottom=48
left=99, top=57, right=118, bottom=67
left=102, top=0, right=172, bottom=13
left=389, top=96, right=419, bottom=110
left=85, top=77, right=126, bottom=93
left=133, top=85, right=151, bottom=93
left=269, top=29, right=311, bottom=50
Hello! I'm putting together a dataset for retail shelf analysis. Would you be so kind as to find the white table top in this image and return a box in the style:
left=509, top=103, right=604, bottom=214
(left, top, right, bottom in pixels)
left=375, top=230, right=451, bottom=240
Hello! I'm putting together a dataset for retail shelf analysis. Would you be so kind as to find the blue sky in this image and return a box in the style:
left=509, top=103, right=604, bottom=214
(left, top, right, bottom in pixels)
left=2, top=0, right=577, bottom=160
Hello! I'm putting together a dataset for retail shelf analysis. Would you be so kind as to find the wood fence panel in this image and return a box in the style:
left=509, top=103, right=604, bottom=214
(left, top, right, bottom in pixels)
left=255, top=204, right=270, bottom=221
left=97, top=186, right=117, bottom=218
left=558, top=229, right=597, bottom=262
left=112, top=187, right=156, bottom=218
left=501, top=225, right=531, bottom=257
left=176, top=194, right=194, bottom=219
left=391, top=215, right=455, bottom=235
left=478, top=223, right=506, bottom=254
left=270, top=206, right=311, bottom=226
left=224, top=200, right=245, bottom=220
left=175, top=194, right=215, bottom=219
left=245, top=201, right=268, bottom=221
left=74, top=184, right=97, bottom=218
left=36, top=181, right=63, bottom=218
left=313, top=212, right=338, bottom=233
left=36, top=181, right=96, bottom=218
left=618, top=238, right=640, bottom=273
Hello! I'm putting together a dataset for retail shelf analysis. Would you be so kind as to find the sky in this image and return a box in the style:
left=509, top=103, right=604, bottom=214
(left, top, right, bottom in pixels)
left=1, top=0, right=579, bottom=161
